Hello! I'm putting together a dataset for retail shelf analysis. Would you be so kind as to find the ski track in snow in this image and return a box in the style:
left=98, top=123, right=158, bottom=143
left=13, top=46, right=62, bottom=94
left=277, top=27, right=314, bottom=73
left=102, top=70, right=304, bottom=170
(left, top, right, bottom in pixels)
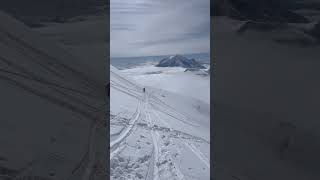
left=149, top=92, right=210, bottom=170
left=145, top=94, right=160, bottom=180
left=110, top=67, right=210, bottom=180
left=146, top=93, right=185, bottom=180
left=110, top=100, right=141, bottom=159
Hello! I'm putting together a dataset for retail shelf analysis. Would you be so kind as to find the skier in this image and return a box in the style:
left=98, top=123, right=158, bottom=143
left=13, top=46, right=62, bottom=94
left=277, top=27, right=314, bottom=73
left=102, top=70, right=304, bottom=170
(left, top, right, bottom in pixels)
left=143, top=87, right=145, bottom=93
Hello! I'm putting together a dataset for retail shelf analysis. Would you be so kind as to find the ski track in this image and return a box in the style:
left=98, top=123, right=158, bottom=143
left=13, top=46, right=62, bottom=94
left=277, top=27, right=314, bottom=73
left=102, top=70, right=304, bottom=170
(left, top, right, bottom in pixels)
left=181, top=139, right=210, bottom=169
left=110, top=70, right=209, bottom=179
left=148, top=97, right=200, bottom=127
left=153, top=128, right=185, bottom=180
left=110, top=144, right=125, bottom=160
left=146, top=93, right=185, bottom=180
left=110, top=81, right=142, bottom=100
left=145, top=93, right=160, bottom=180
left=110, top=100, right=141, bottom=158
left=149, top=92, right=210, bottom=170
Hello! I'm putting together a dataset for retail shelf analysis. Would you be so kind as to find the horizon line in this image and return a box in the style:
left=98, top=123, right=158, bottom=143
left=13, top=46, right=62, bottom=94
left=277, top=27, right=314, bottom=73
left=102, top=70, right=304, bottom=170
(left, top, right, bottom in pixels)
left=110, top=51, right=210, bottom=59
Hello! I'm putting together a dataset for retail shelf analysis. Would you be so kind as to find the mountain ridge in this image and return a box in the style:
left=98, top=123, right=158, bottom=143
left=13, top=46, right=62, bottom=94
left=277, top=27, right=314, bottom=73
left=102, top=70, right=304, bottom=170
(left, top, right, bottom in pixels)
left=156, top=54, right=206, bottom=69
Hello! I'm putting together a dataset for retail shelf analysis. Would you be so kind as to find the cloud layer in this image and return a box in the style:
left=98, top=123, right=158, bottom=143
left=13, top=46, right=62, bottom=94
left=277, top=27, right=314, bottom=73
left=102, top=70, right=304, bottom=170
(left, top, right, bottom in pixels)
left=111, top=0, right=210, bottom=57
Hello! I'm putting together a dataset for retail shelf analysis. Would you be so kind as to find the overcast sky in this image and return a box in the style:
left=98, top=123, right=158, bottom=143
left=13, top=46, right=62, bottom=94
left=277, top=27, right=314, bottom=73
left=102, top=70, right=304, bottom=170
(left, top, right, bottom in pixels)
left=111, top=0, right=210, bottom=57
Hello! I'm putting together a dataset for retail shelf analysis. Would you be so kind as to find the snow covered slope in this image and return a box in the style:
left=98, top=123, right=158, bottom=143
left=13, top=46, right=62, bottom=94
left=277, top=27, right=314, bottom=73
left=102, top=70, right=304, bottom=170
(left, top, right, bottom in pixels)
left=110, top=65, right=210, bottom=180
left=120, top=65, right=210, bottom=104
left=213, top=16, right=320, bottom=180
left=0, top=11, right=107, bottom=179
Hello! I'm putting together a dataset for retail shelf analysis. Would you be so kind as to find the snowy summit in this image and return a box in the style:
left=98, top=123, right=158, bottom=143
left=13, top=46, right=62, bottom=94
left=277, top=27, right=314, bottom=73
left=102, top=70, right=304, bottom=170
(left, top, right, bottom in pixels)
left=156, top=55, right=206, bottom=69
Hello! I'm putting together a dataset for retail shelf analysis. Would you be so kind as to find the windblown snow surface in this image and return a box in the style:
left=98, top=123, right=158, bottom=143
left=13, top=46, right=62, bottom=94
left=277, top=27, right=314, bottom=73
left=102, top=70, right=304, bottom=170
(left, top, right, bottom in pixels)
left=213, top=16, right=320, bottom=180
left=0, top=11, right=108, bottom=179
left=110, top=65, right=210, bottom=179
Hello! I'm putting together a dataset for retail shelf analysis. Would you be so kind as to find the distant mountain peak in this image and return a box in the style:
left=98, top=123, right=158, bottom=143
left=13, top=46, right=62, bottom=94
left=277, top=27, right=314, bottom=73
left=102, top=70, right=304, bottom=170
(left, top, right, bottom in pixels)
left=169, top=54, right=184, bottom=59
left=156, top=55, right=205, bottom=69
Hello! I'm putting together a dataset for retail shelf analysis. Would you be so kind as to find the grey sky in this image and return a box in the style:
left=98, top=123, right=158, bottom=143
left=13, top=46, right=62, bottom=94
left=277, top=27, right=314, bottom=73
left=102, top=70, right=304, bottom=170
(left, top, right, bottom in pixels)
left=111, top=0, right=210, bottom=57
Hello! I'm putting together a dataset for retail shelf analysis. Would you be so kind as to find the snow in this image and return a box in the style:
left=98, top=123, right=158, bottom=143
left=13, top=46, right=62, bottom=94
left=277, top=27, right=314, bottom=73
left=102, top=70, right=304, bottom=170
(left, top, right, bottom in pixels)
left=213, top=16, right=320, bottom=179
left=110, top=65, right=210, bottom=180
left=0, top=11, right=107, bottom=179
left=33, top=14, right=108, bottom=85
left=121, top=65, right=210, bottom=104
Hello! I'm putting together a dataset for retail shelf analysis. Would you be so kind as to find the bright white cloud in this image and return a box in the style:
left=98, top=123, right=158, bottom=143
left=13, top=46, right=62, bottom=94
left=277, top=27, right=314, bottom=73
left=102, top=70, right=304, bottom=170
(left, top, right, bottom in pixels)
left=111, top=0, right=210, bottom=57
